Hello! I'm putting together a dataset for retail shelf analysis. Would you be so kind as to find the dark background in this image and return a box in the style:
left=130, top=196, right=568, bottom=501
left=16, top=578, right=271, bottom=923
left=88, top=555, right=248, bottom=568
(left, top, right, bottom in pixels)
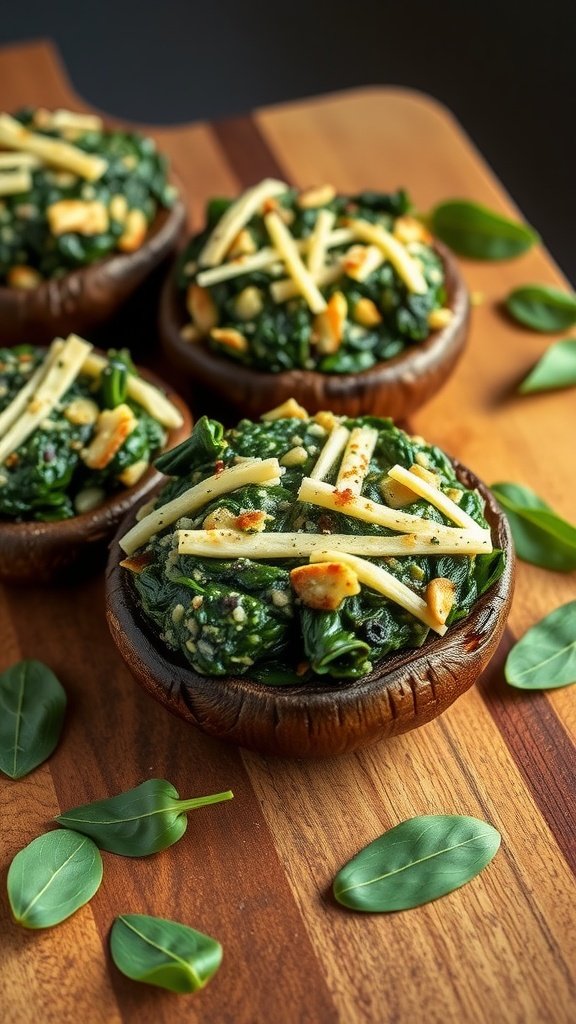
left=1, top=0, right=574, bottom=283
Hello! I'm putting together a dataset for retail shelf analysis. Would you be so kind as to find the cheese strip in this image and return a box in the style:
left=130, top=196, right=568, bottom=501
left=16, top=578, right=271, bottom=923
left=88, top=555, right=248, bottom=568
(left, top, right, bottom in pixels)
left=177, top=528, right=491, bottom=559
left=195, top=228, right=354, bottom=287
left=309, top=425, right=350, bottom=481
left=349, top=219, right=428, bottom=294
left=119, top=458, right=282, bottom=555
left=264, top=211, right=327, bottom=313
left=79, top=351, right=183, bottom=430
left=0, top=152, right=40, bottom=169
left=336, top=426, right=378, bottom=496
left=0, top=339, right=65, bottom=439
left=0, top=168, right=32, bottom=196
left=48, top=109, right=103, bottom=133
left=310, top=550, right=447, bottom=635
left=298, top=477, right=492, bottom=548
left=388, top=464, right=484, bottom=533
left=0, top=335, right=92, bottom=464
left=270, top=261, right=343, bottom=303
left=307, top=208, right=336, bottom=276
left=0, top=113, right=107, bottom=181
left=344, top=244, right=384, bottom=283
left=199, top=178, right=288, bottom=267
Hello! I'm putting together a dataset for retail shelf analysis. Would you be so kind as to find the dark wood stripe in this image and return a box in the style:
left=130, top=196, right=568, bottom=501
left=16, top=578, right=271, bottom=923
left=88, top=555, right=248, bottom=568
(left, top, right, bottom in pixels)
left=211, top=114, right=288, bottom=188
left=478, top=627, right=576, bottom=876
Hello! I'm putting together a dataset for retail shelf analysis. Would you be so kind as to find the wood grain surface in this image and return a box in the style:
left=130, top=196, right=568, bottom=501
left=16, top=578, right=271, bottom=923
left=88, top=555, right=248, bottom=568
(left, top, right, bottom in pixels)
left=0, top=40, right=574, bottom=1024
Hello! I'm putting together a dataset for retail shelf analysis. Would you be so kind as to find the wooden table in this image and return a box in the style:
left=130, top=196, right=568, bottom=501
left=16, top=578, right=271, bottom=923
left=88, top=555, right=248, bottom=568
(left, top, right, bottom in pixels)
left=0, top=41, right=574, bottom=1024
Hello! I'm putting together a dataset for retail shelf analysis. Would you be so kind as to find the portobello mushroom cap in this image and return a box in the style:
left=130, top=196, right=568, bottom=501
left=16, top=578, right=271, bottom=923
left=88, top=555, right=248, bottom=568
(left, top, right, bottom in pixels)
left=105, top=462, right=513, bottom=757
left=0, top=198, right=186, bottom=346
left=0, top=364, right=191, bottom=583
left=159, top=240, right=469, bottom=420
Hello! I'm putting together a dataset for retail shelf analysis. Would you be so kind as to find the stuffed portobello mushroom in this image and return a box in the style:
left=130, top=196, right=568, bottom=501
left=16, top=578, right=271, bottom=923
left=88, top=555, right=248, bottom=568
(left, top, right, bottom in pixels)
left=160, top=179, right=469, bottom=419
left=0, top=335, right=189, bottom=581
left=0, top=107, right=185, bottom=343
left=107, top=402, right=512, bottom=755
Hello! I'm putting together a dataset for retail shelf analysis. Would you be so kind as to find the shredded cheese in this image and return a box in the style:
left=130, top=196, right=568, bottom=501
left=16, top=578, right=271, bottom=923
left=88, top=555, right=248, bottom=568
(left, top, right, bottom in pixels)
left=79, top=351, right=183, bottom=430
left=0, top=339, right=65, bottom=439
left=198, top=178, right=288, bottom=267
left=0, top=113, right=107, bottom=181
left=47, top=109, right=103, bottom=133
left=388, top=464, right=485, bottom=533
left=297, top=478, right=491, bottom=549
left=0, top=152, right=40, bottom=169
left=264, top=211, right=327, bottom=314
left=176, top=528, right=491, bottom=559
left=310, top=550, right=447, bottom=635
left=308, top=425, right=350, bottom=481
left=0, top=334, right=92, bottom=465
left=336, top=426, right=378, bottom=496
left=195, top=228, right=355, bottom=288
left=307, top=208, right=335, bottom=276
left=349, top=219, right=428, bottom=294
left=270, top=261, right=343, bottom=304
left=119, top=458, right=282, bottom=555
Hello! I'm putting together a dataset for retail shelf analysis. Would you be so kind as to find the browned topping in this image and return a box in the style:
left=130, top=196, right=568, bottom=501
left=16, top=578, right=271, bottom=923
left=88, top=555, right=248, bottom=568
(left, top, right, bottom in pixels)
left=119, top=551, right=153, bottom=574
left=290, top=561, right=361, bottom=610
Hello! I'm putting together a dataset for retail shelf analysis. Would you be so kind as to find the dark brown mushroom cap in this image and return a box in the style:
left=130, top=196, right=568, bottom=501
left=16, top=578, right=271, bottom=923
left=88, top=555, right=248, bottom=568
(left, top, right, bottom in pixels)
left=159, top=240, right=469, bottom=420
left=0, top=199, right=187, bottom=346
left=105, top=461, right=514, bottom=758
left=0, top=365, right=191, bottom=584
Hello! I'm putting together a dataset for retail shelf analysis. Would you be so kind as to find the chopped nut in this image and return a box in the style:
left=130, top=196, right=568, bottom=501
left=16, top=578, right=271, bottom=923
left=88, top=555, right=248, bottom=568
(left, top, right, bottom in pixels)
left=343, top=244, right=382, bottom=282
left=380, top=476, right=416, bottom=508
left=118, top=208, right=148, bottom=252
left=187, top=284, right=219, bottom=333
left=47, top=199, right=109, bottom=236
left=226, top=228, right=256, bottom=259
left=353, top=297, right=382, bottom=327
left=427, top=307, right=454, bottom=330
left=7, top=265, right=42, bottom=290
left=233, top=285, right=263, bottom=321
left=81, top=404, right=137, bottom=470
left=313, top=291, right=347, bottom=354
left=119, top=458, right=149, bottom=487
left=297, top=184, right=336, bottom=209
left=280, top=445, right=308, bottom=467
left=210, top=327, right=249, bottom=353
left=313, top=410, right=339, bottom=431
left=393, top=215, right=431, bottom=245
left=202, top=506, right=238, bottom=531
left=426, top=577, right=456, bottom=625
left=234, top=509, right=269, bottom=533
left=64, top=397, right=99, bottom=426
left=261, top=398, right=309, bottom=421
left=109, top=194, right=128, bottom=223
left=290, top=561, right=360, bottom=610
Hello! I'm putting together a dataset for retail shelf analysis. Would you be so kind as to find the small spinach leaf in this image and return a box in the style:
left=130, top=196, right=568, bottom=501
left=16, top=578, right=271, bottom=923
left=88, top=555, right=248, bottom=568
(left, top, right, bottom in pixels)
left=506, top=285, right=576, bottom=332
left=110, top=914, right=222, bottom=993
left=0, top=660, right=66, bottom=779
left=333, top=815, right=500, bottom=912
left=55, top=779, right=233, bottom=856
left=505, top=601, right=576, bottom=690
left=519, top=338, right=576, bottom=393
left=429, top=200, right=538, bottom=260
left=490, top=482, right=576, bottom=571
left=7, top=829, right=103, bottom=928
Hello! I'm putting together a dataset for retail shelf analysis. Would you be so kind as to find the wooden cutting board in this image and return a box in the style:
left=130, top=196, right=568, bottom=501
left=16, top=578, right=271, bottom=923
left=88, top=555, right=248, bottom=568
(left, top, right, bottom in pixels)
left=0, top=41, right=574, bottom=1024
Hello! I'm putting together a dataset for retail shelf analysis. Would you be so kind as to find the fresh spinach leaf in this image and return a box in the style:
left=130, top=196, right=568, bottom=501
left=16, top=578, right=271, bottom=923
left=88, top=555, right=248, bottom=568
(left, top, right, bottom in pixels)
left=491, top=482, right=576, bottom=571
left=333, top=815, right=500, bottom=911
left=429, top=200, right=538, bottom=259
left=506, top=285, right=576, bottom=332
left=7, top=829, right=103, bottom=929
left=110, top=914, right=222, bottom=993
left=55, top=779, right=233, bottom=856
left=0, top=660, right=66, bottom=779
left=505, top=601, right=576, bottom=690
left=519, top=338, right=576, bottom=392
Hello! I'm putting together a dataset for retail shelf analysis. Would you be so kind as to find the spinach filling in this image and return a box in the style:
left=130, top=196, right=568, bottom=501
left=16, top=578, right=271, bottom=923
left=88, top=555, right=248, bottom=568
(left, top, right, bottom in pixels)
left=130, top=414, right=505, bottom=684
left=0, top=346, right=166, bottom=521
left=0, top=108, right=175, bottom=283
left=179, top=188, right=446, bottom=374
